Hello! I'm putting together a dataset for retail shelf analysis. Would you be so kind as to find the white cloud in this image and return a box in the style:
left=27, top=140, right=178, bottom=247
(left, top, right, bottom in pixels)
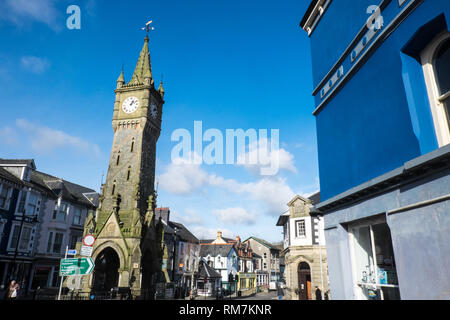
left=209, top=175, right=295, bottom=214
left=159, top=154, right=208, bottom=195
left=212, top=207, right=256, bottom=225
left=15, top=119, right=101, bottom=156
left=237, top=138, right=297, bottom=175
left=171, top=209, right=205, bottom=226
left=0, top=0, right=61, bottom=31
left=21, top=56, right=51, bottom=74
left=192, top=226, right=235, bottom=240
left=159, top=153, right=295, bottom=215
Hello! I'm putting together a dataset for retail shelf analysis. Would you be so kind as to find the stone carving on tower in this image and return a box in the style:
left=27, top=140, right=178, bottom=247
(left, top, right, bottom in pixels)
left=79, top=34, right=166, bottom=299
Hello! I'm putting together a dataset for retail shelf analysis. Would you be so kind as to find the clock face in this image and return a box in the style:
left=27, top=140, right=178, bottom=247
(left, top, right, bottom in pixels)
left=122, top=96, right=139, bottom=114
left=150, top=103, right=158, bottom=119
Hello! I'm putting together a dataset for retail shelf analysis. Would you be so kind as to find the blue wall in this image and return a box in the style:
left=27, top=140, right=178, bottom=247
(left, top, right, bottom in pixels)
left=308, top=0, right=449, bottom=200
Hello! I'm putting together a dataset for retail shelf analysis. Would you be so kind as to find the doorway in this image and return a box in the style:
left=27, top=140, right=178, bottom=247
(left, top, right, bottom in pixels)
left=92, top=247, right=120, bottom=292
left=298, top=262, right=312, bottom=300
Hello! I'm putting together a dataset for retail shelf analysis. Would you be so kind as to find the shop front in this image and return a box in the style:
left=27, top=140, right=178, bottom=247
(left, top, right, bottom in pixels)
left=348, top=216, right=400, bottom=300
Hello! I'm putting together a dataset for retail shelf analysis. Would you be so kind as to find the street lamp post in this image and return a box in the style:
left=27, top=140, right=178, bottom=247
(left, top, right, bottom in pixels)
left=317, top=215, right=325, bottom=300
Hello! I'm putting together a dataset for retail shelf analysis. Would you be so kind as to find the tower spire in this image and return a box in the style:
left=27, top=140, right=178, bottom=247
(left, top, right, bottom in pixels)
left=129, top=36, right=153, bottom=86
left=116, top=66, right=125, bottom=89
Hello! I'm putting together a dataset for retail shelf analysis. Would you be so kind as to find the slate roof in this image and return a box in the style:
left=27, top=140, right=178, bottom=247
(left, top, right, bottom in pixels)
left=31, top=171, right=98, bottom=207
left=0, top=167, right=24, bottom=186
left=0, top=159, right=36, bottom=169
left=200, top=237, right=234, bottom=244
left=308, top=192, right=321, bottom=205
left=0, top=159, right=99, bottom=208
left=165, top=221, right=199, bottom=243
left=245, top=237, right=280, bottom=251
left=200, top=244, right=234, bottom=257
left=198, top=259, right=221, bottom=279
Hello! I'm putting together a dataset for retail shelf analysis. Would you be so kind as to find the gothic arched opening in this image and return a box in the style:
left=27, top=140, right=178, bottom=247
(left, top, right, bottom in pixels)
left=92, top=247, right=120, bottom=292
left=297, top=262, right=312, bottom=301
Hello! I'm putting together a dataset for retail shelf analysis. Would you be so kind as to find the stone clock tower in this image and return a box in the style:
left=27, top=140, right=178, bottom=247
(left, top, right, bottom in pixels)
left=79, top=35, right=166, bottom=299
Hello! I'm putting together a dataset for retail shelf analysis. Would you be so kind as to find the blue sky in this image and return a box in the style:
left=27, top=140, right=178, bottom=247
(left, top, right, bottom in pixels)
left=0, top=0, right=317, bottom=242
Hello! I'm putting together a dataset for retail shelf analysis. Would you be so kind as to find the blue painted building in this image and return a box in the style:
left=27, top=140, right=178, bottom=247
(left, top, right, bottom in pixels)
left=301, top=0, right=450, bottom=299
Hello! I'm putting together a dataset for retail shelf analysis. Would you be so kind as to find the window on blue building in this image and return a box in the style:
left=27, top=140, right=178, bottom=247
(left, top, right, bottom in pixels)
left=421, top=32, right=450, bottom=146
left=349, top=217, right=400, bottom=300
left=0, top=184, right=11, bottom=210
left=434, top=38, right=450, bottom=125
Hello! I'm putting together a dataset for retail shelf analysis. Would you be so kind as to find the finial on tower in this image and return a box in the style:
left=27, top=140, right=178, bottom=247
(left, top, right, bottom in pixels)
left=117, top=67, right=125, bottom=88
left=142, top=20, right=155, bottom=36
left=158, top=73, right=165, bottom=98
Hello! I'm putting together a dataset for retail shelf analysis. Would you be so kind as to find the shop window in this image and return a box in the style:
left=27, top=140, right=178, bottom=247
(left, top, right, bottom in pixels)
left=349, top=218, right=400, bottom=300
left=421, top=32, right=450, bottom=146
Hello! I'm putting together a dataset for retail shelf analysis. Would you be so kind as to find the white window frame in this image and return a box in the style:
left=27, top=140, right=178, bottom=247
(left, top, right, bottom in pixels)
left=54, top=201, right=69, bottom=222
left=52, top=232, right=64, bottom=254
left=421, top=31, right=450, bottom=147
left=0, top=219, right=6, bottom=237
left=47, top=232, right=54, bottom=253
left=26, top=191, right=40, bottom=216
left=348, top=216, right=400, bottom=300
left=7, top=223, right=33, bottom=253
left=72, top=206, right=83, bottom=226
left=295, top=219, right=307, bottom=238
left=0, top=183, right=12, bottom=211
left=18, top=226, right=32, bottom=251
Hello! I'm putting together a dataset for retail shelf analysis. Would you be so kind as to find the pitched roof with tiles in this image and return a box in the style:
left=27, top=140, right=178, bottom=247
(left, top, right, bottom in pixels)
left=31, top=171, right=98, bottom=207
left=166, top=221, right=199, bottom=243
left=200, top=244, right=235, bottom=257
left=197, top=259, right=221, bottom=279
left=245, top=237, right=280, bottom=251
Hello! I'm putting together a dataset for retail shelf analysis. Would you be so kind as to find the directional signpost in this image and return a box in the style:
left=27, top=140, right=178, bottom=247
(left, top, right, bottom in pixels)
left=60, top=258, right=95, bottom=276
left=58, top=236, right=97, bottom=300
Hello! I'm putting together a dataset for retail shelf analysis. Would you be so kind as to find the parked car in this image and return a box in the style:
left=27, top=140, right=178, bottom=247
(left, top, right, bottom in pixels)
left=269, top=282, right=277, bottom=291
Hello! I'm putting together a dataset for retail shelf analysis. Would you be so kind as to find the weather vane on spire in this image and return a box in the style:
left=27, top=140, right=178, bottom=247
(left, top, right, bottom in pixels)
left=142, top=20, right=155, bottom=34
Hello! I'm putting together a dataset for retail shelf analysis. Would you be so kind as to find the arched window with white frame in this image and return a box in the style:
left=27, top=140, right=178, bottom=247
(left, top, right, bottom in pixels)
left=421, top=32, right=450, bottom=147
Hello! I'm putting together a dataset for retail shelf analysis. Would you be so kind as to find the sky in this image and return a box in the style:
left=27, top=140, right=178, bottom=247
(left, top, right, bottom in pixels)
left=0, top=0, right=317, bottom=243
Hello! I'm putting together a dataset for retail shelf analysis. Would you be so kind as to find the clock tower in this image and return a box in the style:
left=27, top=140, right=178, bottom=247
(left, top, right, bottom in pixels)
left=80, top=35, right=165, bottom=298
